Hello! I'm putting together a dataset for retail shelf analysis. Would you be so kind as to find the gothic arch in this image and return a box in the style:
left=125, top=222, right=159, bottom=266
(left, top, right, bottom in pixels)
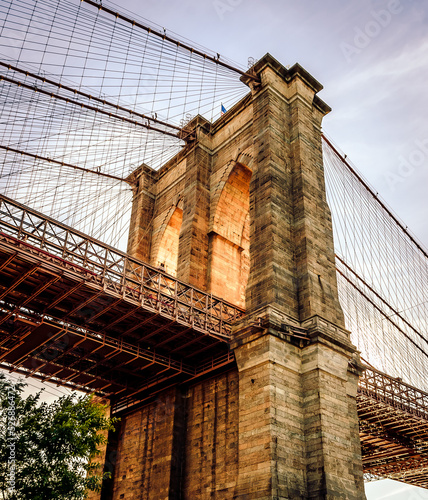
left=152, top=199, right=183, bottom=276
left=208, top=159, right=252, bottom=307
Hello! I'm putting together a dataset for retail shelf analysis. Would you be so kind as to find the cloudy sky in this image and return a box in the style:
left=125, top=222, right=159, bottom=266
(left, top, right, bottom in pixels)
left=104, top=1, right=428, bottom=498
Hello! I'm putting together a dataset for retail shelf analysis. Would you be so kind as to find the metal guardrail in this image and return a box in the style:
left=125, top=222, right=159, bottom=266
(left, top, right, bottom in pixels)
left=0, top=195, right=244, bottom=339
left=359, top=367, right=428, bottom=419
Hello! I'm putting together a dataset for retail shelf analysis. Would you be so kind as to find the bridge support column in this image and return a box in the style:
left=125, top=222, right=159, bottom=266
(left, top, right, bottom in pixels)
left=86, top=397, right=112, bottom=500
left=126, top=165, right=156, bottom=262
left=232, top=324, right=365, bottom=499
left=103, top=388, right=187, bottom=500
left=176, top=117, right=212, bottom=290
left=232, top=55, right=366, bottom=499
left=301, top=323, right=365, bottom=498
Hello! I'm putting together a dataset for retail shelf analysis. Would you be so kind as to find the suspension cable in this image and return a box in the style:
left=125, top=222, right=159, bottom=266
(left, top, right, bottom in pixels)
left=0, top=73, right=184, bottom=140
left=0, top=61, right=184, bottom=135
left=322, top=134, right=428, bottom=259
left=81, top=0, right=259, bottom=83
left=0, top=145, right=128, bottom=183
left=336, top=254, right=427, bottom=347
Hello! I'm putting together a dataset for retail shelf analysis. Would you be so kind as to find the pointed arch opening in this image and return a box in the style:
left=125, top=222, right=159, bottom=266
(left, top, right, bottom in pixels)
left=155, top=205, right=183, bottom=276
left=208, top=160, right=251, bottom=307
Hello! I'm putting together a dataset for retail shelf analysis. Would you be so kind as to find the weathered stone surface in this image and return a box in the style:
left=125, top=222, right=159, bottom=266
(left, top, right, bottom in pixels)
left=126, top=165, right=156, bottom=263
left=101, top=53, right=366, bottom=499
left=108, top=388, right=183, bottom=500
left=101, top=373, right=238, bottom=500
left=86, top=397, right=111, bottom=500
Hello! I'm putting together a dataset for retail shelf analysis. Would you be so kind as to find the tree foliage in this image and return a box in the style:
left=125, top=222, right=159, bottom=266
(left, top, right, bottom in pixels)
left=0, top=373, right=117, bottom=500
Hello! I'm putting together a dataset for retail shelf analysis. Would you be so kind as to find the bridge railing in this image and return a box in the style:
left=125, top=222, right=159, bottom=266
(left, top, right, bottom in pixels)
left=0, top=195, right=244, bottom=338
left=359, top=366, right=428, bottom=419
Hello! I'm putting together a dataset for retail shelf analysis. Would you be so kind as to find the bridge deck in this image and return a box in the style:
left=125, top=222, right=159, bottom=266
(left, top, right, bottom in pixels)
left=0, top=195, right=242, bottom=403
left=358, top=367, right=428, bottom=488
left=1, top=195, right=428, bottom=488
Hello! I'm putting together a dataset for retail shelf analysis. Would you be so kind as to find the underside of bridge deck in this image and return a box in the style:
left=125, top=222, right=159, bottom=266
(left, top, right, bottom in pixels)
left=2, top=234, right=428, bottom=489
left=0, top=197, right=243, bottom=412
left=1, top=177, right=428, bottom=492
left=358, top=368, right=428, bottom=488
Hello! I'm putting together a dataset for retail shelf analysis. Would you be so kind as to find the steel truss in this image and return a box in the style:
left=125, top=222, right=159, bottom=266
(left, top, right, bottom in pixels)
left=1, top=195, right=428, bottom=487
left=0, top=194, right=243, bottom=411
left=358, top=367, right=428, bottom=488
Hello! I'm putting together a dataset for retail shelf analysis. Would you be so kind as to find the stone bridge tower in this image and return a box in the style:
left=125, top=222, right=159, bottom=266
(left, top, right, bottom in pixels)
left=95, top=54, right=366, bottom=499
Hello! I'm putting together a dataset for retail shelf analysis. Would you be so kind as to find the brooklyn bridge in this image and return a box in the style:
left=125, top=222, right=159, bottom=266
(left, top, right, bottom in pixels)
left=1, top=0, right=428, bottom=498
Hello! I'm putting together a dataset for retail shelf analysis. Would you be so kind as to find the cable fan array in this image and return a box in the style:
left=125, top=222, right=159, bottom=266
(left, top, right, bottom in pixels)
left=323, top=135, right=428, bottom=392
left=2, top=0, right=428, bottom=394
left=0, top=0, right=250, bottom=249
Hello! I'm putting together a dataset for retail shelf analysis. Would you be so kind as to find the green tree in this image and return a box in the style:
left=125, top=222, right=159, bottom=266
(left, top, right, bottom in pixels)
left=0, top=373, right=117, bottom=500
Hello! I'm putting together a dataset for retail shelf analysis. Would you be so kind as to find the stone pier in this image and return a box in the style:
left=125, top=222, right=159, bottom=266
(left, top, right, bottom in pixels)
left=97, top=54, right=366, bottom=500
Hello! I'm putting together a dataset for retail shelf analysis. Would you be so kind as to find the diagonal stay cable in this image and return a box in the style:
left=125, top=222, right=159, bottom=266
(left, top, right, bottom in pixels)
left=323, top=134, right=428, bottom=260
left=0, top=76, right=183, bottom=141
left=0, top=145, right=127, bottom=183
left=336, top=261, right=428, bottom=359
left=81, top=0, right=258, bottom=83
left=336, top=254, right=428, bottom=347
left=0, top=61, right=183, bottom=134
